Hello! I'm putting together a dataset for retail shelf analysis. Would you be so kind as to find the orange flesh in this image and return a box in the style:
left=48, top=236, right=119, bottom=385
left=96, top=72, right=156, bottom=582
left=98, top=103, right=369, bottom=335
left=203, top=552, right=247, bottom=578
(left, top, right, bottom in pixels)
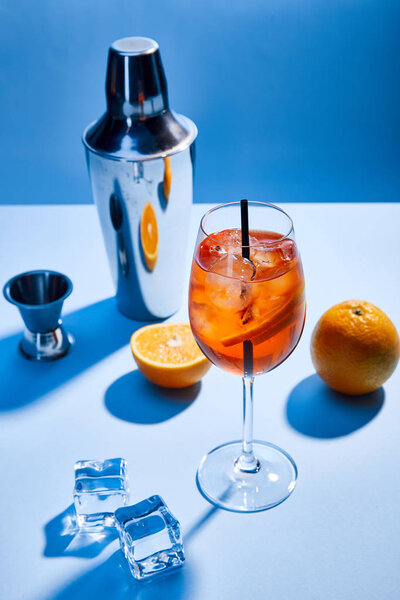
left=140, top=202, right=158, bottom=270
left=163, top=157, right=172, bottom=201
left=133, top=324, right=205, bottom=365
left=189, top=229, right=306, bottom=376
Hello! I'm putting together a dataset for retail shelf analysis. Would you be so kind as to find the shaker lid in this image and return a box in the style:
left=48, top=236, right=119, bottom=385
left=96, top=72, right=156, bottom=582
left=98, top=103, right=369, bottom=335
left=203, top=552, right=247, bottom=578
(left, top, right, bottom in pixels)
left=83, top=37, right=197, bottom=161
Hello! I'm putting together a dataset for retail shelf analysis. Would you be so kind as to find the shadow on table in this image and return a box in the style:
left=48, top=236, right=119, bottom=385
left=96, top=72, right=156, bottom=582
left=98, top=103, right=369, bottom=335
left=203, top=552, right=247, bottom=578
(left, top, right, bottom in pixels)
left=43, top=504, right=117, bottom=559
left=184, top=505, right=219, bottom=547
left=0, top=297, right=149, bottom=412
left=286, top=374, right=384, bottom=438
left=104, top=370, right=200, bottom=425
left=45, top=550, right=191, bottom=600
left=43, top=503, right=220, bottom=599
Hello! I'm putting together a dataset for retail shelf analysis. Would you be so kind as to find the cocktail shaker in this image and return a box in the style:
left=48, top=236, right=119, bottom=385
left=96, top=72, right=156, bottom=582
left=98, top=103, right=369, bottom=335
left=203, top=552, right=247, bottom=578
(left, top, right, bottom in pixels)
left=83, top=37, right=197, bottom=320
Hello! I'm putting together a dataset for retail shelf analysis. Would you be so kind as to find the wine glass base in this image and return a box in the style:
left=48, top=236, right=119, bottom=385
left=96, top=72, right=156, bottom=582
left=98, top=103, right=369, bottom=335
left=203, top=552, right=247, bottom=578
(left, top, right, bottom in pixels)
left=196, top=440, right=297, bottom=513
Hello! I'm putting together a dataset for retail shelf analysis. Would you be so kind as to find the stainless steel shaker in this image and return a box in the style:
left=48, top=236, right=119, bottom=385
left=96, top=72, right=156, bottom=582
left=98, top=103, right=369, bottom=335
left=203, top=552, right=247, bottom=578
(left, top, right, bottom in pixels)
left=83, top=37, right=197, bottom=320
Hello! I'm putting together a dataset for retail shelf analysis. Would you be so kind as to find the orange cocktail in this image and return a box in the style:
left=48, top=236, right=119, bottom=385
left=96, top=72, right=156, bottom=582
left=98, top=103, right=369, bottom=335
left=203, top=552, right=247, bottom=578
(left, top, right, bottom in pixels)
left=189, top=201, right=305, bottom=513
left=189, top=228, right=305, bottom=376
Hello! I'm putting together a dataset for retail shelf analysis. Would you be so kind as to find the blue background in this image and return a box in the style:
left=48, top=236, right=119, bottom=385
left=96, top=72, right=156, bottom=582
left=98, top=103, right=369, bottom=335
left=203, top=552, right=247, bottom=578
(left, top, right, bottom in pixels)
left=1, top=0, right=399, bottom=204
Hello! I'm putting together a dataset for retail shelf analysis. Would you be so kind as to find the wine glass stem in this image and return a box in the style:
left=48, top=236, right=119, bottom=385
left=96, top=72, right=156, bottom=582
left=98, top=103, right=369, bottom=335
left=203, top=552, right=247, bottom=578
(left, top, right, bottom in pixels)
left=236, top=376, right=260, bottom=473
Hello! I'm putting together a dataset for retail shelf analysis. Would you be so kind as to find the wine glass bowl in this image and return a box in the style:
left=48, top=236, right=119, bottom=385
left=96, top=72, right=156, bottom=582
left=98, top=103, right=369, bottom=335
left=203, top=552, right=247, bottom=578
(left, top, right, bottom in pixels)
left=188, top=201, right=306, bottom=512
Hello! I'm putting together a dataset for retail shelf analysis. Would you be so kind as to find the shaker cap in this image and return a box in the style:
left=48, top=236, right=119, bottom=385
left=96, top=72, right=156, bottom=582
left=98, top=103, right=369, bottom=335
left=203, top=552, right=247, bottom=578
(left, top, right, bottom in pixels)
left=83, top=36, right=197, bottom=161
left=110, top=37, right=159, bottom=55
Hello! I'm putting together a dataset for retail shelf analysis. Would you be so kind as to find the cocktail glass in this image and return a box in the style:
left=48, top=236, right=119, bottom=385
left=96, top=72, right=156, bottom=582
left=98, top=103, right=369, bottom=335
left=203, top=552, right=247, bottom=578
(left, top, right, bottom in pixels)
left=189, top=201, right=306, bottom=512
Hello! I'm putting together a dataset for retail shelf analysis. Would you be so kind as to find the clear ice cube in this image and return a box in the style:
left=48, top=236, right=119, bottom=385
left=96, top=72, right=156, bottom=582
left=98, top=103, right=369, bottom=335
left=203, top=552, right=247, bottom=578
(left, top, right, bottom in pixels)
left=115, top=495, right=185, bottom=580
left=208, top=231, right=258, bottom=258
left=250, top=248, right=273, bottom=266
left=211, top=254, right=255, bottom=280
left=205, top=254, right=255, bottom=311
left=73, top=458, right=129, bottom=530
left=250, top=241, right=296, bottom=280
left=278, top=239, right=296, bottom=262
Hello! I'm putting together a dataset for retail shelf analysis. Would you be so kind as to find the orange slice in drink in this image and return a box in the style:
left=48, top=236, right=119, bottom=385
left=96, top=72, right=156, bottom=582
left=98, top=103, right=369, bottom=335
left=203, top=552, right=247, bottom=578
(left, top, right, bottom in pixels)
left=252, top=299, right=306, bottom=346
left=163, top=157, right=172, bottom=201
left=221, top=285, right=305, bottom=347
left=131, top=323, right=211, bottom=388
left=140, top=202, right=158, bottom=271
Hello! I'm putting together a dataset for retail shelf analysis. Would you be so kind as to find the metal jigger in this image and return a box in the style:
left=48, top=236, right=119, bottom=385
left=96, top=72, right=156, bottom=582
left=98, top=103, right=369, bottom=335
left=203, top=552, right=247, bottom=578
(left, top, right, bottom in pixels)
left=3, top=270, right=73, bottom=361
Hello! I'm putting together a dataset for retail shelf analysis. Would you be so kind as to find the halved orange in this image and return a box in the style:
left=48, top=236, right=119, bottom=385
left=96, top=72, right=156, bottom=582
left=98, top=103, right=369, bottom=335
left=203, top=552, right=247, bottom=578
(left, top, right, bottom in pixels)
left=140, top=202, right=158, bottom=271
left=131, top=323, right=211, bottom=388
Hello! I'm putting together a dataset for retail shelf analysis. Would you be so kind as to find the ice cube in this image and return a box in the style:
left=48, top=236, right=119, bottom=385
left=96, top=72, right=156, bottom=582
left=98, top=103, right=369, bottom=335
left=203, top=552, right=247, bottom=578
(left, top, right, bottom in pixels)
left=278, top=239, right=297, bottom=262
left=115, top=495, right=185, bottom=580
left=189, top=302, right=218, bottom=340
left=205, top=254, right=255, bottom=311
left=208, top=230, right=258, bottom=258
left=73, top=458, right=129, bottom=530
left=250, top=240, right=296, bottom=280
left=212, top=253, right=255, bottom=279
left=207, top=242, right=227, bottom=260
left=214, top=229, right=242, bottom=249
left=250, top=247, right=279, bottom=270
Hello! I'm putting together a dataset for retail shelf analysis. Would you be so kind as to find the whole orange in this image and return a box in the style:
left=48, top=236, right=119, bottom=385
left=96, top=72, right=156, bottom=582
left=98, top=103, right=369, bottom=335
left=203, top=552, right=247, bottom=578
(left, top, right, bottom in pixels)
left=311, top=300, right=400, bottom=395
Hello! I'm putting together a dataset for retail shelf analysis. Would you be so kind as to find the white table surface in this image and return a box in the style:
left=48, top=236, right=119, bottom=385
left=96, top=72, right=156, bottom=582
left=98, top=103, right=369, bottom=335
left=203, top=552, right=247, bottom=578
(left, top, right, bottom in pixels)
left=0, top=203, right=399, bottom=600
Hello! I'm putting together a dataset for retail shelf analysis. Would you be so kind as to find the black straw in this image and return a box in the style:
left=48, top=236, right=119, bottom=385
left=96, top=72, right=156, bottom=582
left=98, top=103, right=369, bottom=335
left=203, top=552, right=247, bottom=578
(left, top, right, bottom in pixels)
left=240, top=199, right=250, bottom=260
left=240, top=199, right=254, bottom=377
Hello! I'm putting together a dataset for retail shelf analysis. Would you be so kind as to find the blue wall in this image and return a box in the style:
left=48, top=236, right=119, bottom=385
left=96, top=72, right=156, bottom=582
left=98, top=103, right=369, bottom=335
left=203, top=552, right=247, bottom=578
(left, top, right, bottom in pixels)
left=1, top=0, right=399, bottom=204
